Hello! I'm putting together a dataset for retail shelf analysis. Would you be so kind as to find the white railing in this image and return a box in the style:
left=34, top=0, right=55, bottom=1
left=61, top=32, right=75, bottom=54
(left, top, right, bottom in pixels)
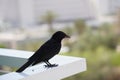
left=0, top=48, right=87, bottom=80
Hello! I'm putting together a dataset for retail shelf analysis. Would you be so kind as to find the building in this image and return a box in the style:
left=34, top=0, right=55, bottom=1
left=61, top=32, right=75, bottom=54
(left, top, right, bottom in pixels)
left=0, top=0, right=120, bottom=28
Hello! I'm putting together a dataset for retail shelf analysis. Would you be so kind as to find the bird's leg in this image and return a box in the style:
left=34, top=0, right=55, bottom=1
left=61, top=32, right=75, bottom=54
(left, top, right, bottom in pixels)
left=44, top=61, right=51, bottom=66
left=44, top=61, right=58, bottom=68
left=47, top=61, right=58, bottom=67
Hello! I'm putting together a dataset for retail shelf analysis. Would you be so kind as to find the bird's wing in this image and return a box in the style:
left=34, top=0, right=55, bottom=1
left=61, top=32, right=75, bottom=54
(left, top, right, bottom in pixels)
left=28, top=39, right=61, bottom=64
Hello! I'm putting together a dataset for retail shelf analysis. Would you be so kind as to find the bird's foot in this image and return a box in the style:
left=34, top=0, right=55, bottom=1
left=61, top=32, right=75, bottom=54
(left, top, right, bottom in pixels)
left=44, top=64, right=58, bottom=68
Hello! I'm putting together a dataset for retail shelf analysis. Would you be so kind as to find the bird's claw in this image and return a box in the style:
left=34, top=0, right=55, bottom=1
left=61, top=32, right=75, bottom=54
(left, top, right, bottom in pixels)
left=44, top=64, right=58, bottom=68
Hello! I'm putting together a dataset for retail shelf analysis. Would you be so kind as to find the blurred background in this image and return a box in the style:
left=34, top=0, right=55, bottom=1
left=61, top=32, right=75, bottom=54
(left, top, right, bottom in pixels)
left=0, top=0, right=120, bottom=80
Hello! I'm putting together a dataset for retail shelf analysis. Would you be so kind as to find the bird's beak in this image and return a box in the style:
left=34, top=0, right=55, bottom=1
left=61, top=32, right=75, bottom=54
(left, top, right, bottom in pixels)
left=65, top=35, right=70, bottom=38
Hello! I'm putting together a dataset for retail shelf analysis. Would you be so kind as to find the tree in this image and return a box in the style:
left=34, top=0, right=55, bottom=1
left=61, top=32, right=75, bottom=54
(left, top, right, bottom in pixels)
left=41, top=11, right=57, bottom=33
left=114, top=9, right=120, bottom=36
left=74, top=19, right=86, bottom=35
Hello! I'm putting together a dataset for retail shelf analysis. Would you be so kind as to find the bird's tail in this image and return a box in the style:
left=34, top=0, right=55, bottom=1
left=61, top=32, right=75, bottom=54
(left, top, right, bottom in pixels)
left=16, top=60, right=33, bottom=72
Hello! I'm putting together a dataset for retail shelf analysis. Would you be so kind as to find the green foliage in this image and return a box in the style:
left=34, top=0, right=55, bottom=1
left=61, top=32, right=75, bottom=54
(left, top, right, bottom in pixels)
left=63, top=21, right=120, bottom=80
left=110, top=53, right=120, bottom=66
left=74, top=19, right=86, bottom=35
left=0, top=44, right=6, bottom=48
left=64, top=47, right=119, bottom=80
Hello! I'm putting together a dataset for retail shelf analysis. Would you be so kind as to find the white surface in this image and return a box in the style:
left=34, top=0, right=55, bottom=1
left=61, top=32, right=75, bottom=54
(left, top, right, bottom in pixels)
left=0, top=48, right=33, bottom=58
left=0, top=48, right=87, bottom=80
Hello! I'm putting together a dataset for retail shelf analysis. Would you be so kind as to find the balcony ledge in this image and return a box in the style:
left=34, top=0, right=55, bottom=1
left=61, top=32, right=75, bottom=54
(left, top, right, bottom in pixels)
left=0, top=48, right=87, bottom=80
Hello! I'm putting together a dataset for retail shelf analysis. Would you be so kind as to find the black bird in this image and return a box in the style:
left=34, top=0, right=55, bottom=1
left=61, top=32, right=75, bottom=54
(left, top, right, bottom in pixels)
left=16, top=31, right=70, bottom=72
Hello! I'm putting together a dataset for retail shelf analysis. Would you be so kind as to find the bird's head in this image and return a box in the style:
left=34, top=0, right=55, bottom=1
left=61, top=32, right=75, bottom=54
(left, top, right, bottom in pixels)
left=51, top=31, right=70, bottom=42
